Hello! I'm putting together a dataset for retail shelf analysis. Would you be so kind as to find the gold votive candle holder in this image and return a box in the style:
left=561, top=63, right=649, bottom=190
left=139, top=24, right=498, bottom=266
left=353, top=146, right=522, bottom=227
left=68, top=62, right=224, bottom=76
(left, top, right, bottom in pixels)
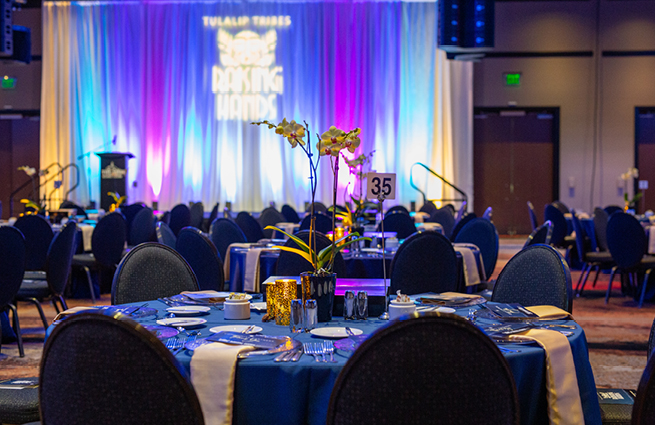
left=265, top=282, right=279, bottom=319
left=335, top=226, right=345, bottom=241
left=275, top=279, right=297, bottom=326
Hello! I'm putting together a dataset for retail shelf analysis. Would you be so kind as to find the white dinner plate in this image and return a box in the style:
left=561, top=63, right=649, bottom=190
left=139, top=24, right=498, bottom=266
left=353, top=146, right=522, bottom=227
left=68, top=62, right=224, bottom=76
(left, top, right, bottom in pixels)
left=415, top=306, right=456, bottom=314
left=209, top=325, right=263, bottom=334
left=250, top=302, right=267, bottom=311
left=156, top=318, right=207, bottom=328
left=310, top=327, right=363, bottom=338
left=182, top=292, right=252, bottom=302
left=166, top=306, right=211, bottom=316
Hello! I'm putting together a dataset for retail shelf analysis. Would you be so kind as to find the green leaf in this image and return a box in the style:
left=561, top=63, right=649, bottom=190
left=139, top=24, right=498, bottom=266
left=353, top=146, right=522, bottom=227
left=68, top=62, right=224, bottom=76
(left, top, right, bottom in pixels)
left=263, top=226, right=312, bottom=255
left=269, top=246, right=313, bottom=264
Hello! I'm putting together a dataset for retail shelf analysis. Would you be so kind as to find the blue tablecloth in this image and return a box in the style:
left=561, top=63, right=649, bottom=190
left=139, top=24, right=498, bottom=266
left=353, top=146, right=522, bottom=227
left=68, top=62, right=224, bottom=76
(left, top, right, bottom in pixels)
left=120, top=299, right=601, bottom=425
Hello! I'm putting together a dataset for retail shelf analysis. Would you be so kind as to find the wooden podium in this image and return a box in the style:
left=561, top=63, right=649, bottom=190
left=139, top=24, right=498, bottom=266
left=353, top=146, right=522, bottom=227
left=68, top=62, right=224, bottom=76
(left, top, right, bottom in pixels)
left=96, top=152, right=134, bottom=211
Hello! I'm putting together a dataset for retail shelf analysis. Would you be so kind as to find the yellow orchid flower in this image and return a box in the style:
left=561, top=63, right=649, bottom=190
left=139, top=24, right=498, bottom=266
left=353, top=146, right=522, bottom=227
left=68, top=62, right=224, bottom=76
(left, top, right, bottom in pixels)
left=282, top=120, right=306, bottom=147
left=343, top=127, right=361, bottom=153
left=275, top=118, right=289, bottom=135
left=318, top=126, right=346, bottom=156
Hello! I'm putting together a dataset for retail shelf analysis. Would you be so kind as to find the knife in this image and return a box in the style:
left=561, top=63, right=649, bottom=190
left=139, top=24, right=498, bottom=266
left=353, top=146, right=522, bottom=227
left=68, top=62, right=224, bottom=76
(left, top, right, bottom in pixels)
left=290, top=349, right=303, bottom=362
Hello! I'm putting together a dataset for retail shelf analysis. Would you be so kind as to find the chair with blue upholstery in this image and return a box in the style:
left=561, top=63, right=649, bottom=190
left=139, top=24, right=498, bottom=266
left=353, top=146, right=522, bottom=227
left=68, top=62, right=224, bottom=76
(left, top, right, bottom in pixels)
left=112, top=243, right=199, bottom=305
left=210, top=218, right=248, bottom=262
left=527, top=201, right=539, bottom=231
left=570, top=211, right=615, bottom=296
left=449, top=212, right=477, bottom=242
left=204, top=203, right=219, bottom=232
left=390, top=232, right=458, bottom=295
left=156, top=221, right=177, bottom=249
left=305, top=202, right=327, bottom=214
left=523, top=220, right=553, bottom=249
left=593, top=207, right=610, bottom=253
left=281, top=204, right=300, bottom=223
left=258, top=207, right=287, bottom=239
left=543, top=204, right=574, bottom=250
left=385, top=205, right=410, bottom=217
left=454, top=218, right=499, bottom=280
left=492, top=244, right=572, bottom=312
left=39, top=311, right=204, bottom=425
left=276, top=230, right=346, bottom=277
left=189, top=202, right=205, bottom=229
left=235, top=211, right=265, bottom=243
left=120, top=203, right=145, bottom=239
left=428, top=207, right=455, bottom=239
left=604, top=205, right=624, bottom=216
left=605, top=212, right=655, bottom=307
left=552, top=200, right=570, bottom=214
left=13, top=214, right=54, bottom=272
left=299, top=213, right=333, bottom=235
left=378, top=211, right=416, bottom=240
left=17, top=221, right=78, bottom=330
left=128, top=207, right=156, bottom=247
left=418, top=201, right=437, bottom=215
left=169, top=204, right=191, bottom=236
left=176, top=227, right=224, bottom=291
left=0, top=226, right=26, bottom=357
left=327, top=313, right=519, bottom=425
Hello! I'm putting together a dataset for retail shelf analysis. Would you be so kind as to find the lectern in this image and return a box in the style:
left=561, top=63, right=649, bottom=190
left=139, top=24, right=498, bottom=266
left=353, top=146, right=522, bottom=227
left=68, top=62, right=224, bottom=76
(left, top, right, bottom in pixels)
left=96, top=152, right=134, bottom=211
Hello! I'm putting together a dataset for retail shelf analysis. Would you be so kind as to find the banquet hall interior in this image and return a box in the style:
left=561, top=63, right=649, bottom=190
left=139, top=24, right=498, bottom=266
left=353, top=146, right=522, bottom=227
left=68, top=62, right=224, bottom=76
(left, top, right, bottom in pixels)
left=1, top=0, right=655, bottom=424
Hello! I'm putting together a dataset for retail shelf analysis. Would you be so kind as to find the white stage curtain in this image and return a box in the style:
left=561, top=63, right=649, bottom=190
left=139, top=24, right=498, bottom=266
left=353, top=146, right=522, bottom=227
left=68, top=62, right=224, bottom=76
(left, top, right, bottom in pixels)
left=41, top=0, right=472, bottom=213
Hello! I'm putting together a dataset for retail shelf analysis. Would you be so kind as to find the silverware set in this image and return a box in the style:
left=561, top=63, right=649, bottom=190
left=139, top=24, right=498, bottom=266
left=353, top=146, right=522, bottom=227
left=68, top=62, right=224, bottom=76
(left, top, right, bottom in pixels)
left=165, top=332, right=201, bottom=355
left=273, top=348, right=303, bottom=362
left=302, top=341, right=336, bottom=363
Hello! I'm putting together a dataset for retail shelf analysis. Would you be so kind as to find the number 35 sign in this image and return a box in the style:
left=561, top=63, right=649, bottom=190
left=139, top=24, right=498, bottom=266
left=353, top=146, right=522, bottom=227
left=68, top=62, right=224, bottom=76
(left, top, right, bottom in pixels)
left=367, top=173, right=396, bottom=200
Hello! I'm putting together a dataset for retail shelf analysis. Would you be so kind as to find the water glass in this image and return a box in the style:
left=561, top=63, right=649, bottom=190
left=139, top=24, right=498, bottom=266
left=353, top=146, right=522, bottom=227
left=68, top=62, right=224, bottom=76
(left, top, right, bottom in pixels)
left=289, top=299, right=303, bottom=333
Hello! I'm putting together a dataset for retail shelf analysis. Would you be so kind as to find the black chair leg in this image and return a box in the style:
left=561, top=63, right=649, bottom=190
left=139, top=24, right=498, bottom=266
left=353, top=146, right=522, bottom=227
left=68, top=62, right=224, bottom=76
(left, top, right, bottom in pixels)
left=578, top=264, right=596, bottom=297
left=606, top=266, right=618, bottom=304
left=639, top=269, right=653, bottom=308
left=591, top=266, right=602, bottom=288
left=7, top=303, right=24, bottom=357
left=58, top=295, right=68, bottom=311
left=82, top=266, right=96, bottom=303
left=575, top=263, right=588, bottom=295
left=24, top=298, right=49, bottom=330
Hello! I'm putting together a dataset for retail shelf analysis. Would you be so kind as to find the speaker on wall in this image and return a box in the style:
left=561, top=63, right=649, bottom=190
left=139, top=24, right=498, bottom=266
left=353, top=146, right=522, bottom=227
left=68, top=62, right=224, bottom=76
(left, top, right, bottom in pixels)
left=0, top=0, right=12, bottom=56
left=439, top=0, right=494, bottom=57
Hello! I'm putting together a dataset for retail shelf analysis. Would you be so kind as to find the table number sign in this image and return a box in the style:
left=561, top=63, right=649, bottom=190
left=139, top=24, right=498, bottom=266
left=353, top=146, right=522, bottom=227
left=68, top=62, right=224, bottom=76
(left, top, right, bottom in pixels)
left=367, top=173, right=396, bottom=200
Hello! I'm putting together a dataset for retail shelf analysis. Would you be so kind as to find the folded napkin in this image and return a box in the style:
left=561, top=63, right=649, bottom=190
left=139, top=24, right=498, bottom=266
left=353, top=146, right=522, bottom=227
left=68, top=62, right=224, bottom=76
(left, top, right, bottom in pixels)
left=413, top=212, right=430, bottom=223
left=243, top=248, right=263, bottom=293
left=649, top=227, right=655, bottom=255
left=191, top=342, right=255, bottom=425
left=223, top=243, right=255, bottom=279
left=525, top=305, right=573, bottom=320
left=180, top=290, right=227, bottom=304
left=417, top=292, right=483, bottom=305
left=453, top=244, right=482, bottom=286
left=78, top=224, right=94, bottom=251
left=512, top=329, right=584, bottom=425
left=53, top=306, right=98, bottom=322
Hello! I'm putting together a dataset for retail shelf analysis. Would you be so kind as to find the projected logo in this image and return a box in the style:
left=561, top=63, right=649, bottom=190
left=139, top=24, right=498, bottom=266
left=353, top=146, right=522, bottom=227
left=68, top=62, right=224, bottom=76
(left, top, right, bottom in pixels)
left=212, top=29, right=283, bottom=121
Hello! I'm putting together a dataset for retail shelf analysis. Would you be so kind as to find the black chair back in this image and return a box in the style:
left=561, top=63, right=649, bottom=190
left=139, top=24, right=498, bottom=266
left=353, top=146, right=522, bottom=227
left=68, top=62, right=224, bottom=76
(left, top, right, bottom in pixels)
left=570, top=211, right=590, bottom=265
left=112, top=243, right=199, bottom=305
left=604, top=205, right=623, bottom=216
left=189, top=202, right=205, bottom=229
left=210, top=218, right=247, bottom=261
left=156, top=221, right=177, bottom=249
left=46, top=222, right=78, bottom=297
left=235, top=212, right=265, bottom=243
left=305, top=202, right=327, bottom=214
left=454, top=218, right=499, bottom=279
left=593, top=207, right=610, bottom=252
left=607, top=212, right=648, bottom=269
left=327, top=313, right=520, bottom=425
left=633, top=343, right=655, bottom=425
left=648, top=316, right=655, bottom=361
left=449, top=212, right=477, bottom=242
left=14, top=214, right=54, bottom=271
left=455, top=201, right=467, bottom=223
left=92, top=212, right=127, bottom=268
left=378, top=212, right=415, bottom=240
left=428, top=207, right=455, bottom=238
left=169, top=204, right=191, bottom=236
left=205, top=203, right=219, bottom=232
left=59, top=200, right=87, bottom=218
left=176, top=228, right=224, bottom=291
left=281, top=204, right=300, bottom=223
left=552, top=200, right=570, bottom=214
left=385, top=205, right=409, bottom=217
left=120, top=203, right=145, bottom=236
left=544, top=204, right=568, bottom=247
left=523, top=220, right=553, bottom=248
left=0, top=227, right=26, bottom=308
left=258, top=207, right=287, bottom=239
left=418, top=201, right=437, bottom=215
left=390, top=231, right=458, bottom=295
left=129, top=207, right=155, bottom=246
left=276, top=230, right=346, bottom=277
left=299, top=213, right=332, bottom=235
left=40, top=311, right=204, bottom=425
left=527, top=201, right=539, bottom=231
left=492, top=244, right=572, bottom=312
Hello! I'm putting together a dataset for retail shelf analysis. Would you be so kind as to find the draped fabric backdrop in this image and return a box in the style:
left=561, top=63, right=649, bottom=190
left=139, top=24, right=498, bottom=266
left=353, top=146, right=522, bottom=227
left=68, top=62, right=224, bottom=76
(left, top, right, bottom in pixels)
left=41, top=0, right=473, bottom=212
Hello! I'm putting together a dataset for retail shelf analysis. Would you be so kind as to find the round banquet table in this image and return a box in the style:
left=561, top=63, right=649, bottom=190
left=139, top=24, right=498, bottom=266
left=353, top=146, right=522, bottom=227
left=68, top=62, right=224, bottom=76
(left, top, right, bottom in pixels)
left=116, top=298, right=601, bottom=425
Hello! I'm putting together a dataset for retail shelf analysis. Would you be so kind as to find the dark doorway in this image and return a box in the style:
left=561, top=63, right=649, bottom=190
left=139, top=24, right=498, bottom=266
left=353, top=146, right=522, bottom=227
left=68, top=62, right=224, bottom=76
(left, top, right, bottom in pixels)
left=635, top=107, right=655, bottom=214
left=473, top=107, right=559, bottom=235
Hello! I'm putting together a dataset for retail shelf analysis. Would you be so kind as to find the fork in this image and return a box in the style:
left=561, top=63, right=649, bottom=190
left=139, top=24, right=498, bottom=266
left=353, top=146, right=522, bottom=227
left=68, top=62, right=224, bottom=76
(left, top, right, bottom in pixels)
left=303, top=343, right=320, bottom=362
left=324, top=341, right=336, bottom=362
left=171, top=334, right=188, bottom=355
left=318, top=343, right=327, bottom=362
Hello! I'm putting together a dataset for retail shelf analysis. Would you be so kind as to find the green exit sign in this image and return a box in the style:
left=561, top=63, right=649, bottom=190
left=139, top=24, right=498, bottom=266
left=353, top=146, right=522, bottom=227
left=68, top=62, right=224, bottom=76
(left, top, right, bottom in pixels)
left=1, top=76, right=16, bottom=90
left=504, top=73, right=521, bottom=86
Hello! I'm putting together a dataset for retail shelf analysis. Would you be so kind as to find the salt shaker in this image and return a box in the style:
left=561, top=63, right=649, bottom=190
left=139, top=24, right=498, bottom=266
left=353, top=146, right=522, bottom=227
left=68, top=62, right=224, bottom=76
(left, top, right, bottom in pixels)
left=343, top=290, right=356, bottom=320
left=290, top=299, right=304, bottom=333
left=356, top=291, right=368, bottom=319
left=305, top=299, right=317, bottom=330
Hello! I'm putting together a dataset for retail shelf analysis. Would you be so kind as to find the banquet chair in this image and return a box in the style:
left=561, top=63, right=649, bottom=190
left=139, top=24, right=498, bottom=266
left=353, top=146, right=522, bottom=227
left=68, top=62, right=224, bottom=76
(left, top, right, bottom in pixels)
left=120, top=203, right=145, bottom=238
left=544, top=204, right=574, bottom=250
left=128, top=206, right=156, bottom=247
left=59, top=200, right=87, bottom=219
left=281, top=204, right=300, bottom=223
left=385, top=205, right=410, bottom=217
left=276, top=230, right=346, bottom=277
left=523, top=220, right=553, bottom=248
left=378, top=211, right=415, bottom=240
left=492, top=244, right=573, bottom=312
left=632, top=344, right=655, bottom=425
left=299, top=213, right=333, bottom=235
left=16, top=221, right=78, bottom=330
left=482, top=206, right=493, bottom=221
left=570, top=211, right=615, bottom=296
left=189, top=201, right=205, bottom=229
left=0, top=226, right=26, bottom=357
left=39, top=311, right=204, bottom=425
left=390, top=231, right=458, bottom=295
left=449, top=212, right=477, bottom=242
left=593, top=207, right=610, bottom=253
left=71, top=212, right=127, bottom=298
left=235, top=211, right=265, bottom=243
left=552, top=200, right=570, bottom=214
left=648, top=316, right=655, bottom=361
left=204, top=202, right=219, bottom=232
left=305, top=201, right=327, bottom=214
left=210, top=218, right=247, bottom=261
left=13, top=214, right=54, bottom=272
left=454, top=218, right=499, bottom=280
left=605, top=212, right=655, bottom=308
left=527, top=201, right=539, bottom=231
left=258, top=207, right=287, bottom=239
left=169, top=203, right=191, bottom=236
left=454, top=201, right=467, bottom=223
left=428, top=207, right=455, bottom=238
left=418, top=201, right=437, bottom=215
left=604, top=205, right=624, bottom=216
left=0, top=376, right=39, bottom=424
left=112, top=243, right=199, bottom=305
left=156, top=221, right=177, bottom=249
left=327, top=313, right=519, bottom=425
left=176, top=227, right=224, bottom=291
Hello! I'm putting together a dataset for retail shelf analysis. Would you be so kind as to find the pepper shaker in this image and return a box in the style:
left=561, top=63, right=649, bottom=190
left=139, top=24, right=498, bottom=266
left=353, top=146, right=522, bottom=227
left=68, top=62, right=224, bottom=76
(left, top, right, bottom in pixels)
left=344, top=290, right=356, bottom=320
left=305, top=299, right=317, bottom=330
left=356, top=291, right=368, bottom=319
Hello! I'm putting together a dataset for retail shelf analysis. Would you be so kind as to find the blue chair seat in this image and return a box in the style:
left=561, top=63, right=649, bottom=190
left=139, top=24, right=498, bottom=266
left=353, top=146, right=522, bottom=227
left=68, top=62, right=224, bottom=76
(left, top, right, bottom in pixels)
left=16, top=280, right=49, bottom=298
left=71, top=253, right=96, bottom=268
